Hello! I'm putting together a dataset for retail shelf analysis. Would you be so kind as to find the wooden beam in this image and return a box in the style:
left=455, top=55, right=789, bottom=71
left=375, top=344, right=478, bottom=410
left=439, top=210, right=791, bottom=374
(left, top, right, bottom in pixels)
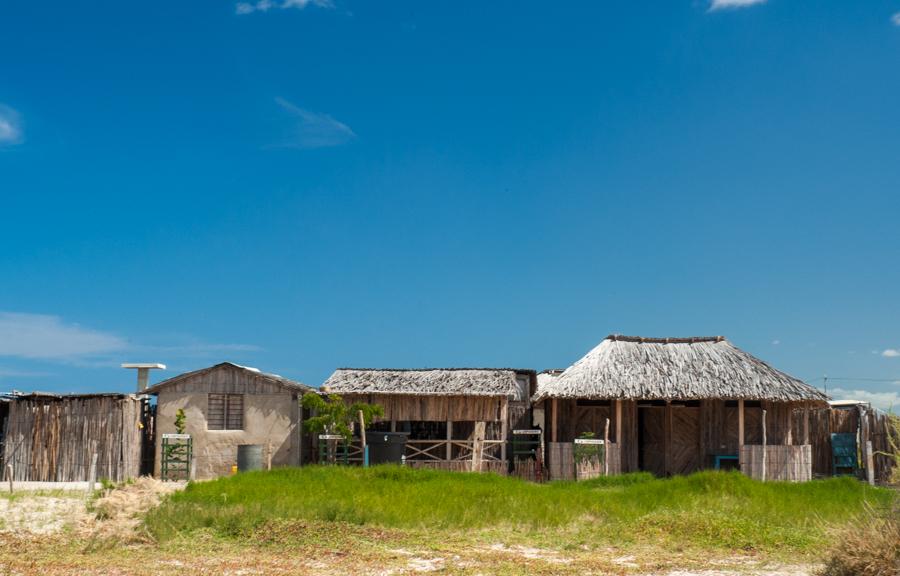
left=761, top=408, right=767, bottom=482
left=603, top=417, right=610, bottom=476
left=446, top=420, right=452, bottom=461
left=803, top=402, right=810, bottom=446
left=551, top=398, right=558, bottom=443
left=786, top=403, right=793, bottom=446
left=615, top=399, right=623, bottom=444
left=738, top=399, right=745, bottom=466
left=500, top=398, right=509, bottom=465
left=664, top=401, right=672, bottom=477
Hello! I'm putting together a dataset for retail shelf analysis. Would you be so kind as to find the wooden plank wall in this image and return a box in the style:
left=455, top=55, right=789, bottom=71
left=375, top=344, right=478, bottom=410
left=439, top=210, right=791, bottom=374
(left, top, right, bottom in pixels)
left=2, top=396, right=145, bottom=482
left=342, top=394, right=503, bottom=422
left=740, top=445, right=812, bottom=482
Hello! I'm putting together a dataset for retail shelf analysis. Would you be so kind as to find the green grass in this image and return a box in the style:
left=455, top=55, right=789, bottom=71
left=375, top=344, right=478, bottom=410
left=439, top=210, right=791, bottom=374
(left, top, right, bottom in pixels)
left=145, top=466, right=895, bottom=554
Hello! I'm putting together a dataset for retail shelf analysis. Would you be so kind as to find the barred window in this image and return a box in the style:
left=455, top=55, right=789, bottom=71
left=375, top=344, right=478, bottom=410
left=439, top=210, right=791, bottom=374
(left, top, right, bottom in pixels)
left=208, top=394, right=244, bottom=430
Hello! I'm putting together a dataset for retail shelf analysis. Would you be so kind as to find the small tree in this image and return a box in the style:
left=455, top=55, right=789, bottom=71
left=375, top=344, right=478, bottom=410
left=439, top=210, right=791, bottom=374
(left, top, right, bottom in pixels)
left=174, top=408, right=187, bottom=434
left=301, top=392, right=384, bottom=442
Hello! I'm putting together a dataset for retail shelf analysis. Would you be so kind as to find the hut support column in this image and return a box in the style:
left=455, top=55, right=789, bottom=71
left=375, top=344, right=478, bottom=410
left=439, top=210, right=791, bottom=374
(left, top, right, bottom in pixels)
left=500, top=398, right=508, bottom=466
left=803, top=402, right=810, bottom=445
left=551, top=399, right=558, bottom=443
left=615, top=399, right=622, bottom=444
left=446, top=420, right=452, bottom=461
left=738, top=400, right=745, bottom=467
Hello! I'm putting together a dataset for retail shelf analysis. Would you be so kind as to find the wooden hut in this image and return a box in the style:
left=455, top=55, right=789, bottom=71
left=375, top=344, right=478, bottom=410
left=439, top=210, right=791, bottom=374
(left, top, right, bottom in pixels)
left=323, top=368, right=537, bottom=473
left=1, top=393, right=149, bottom=482
left=145, top=362, right=313, bottom=480
left=533, top=335, right=829, bottom=481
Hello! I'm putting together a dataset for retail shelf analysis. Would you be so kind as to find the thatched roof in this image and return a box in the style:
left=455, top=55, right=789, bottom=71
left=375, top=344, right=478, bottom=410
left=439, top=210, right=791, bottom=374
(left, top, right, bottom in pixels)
left=324, top=368, right=530, bottom=401
left=533, top=335, right=828, bottom=402
left=144, top=362, right=311, bottom=394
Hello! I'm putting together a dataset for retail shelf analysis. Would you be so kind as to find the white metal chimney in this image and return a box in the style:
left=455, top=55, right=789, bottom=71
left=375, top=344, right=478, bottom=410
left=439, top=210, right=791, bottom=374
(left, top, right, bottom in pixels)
left=122, top=363, right=166, bottom=392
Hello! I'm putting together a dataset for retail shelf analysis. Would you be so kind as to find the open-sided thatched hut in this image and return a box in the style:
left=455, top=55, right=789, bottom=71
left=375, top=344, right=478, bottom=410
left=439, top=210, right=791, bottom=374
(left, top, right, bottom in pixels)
left=533, top=335, right=829, bottom=481
left=323, top=368, right=536, bottom=473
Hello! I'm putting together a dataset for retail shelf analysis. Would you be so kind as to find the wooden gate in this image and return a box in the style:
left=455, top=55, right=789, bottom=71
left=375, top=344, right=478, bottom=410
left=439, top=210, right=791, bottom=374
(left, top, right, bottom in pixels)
left=639, top=406, right=666, bottom=476
left=670, top=406, right=701, bottom=475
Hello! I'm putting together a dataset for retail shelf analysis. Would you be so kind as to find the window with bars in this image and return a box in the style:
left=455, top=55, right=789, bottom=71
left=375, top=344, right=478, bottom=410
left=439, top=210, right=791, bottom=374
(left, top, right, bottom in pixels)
left=208, top=394, right=244, bottom=430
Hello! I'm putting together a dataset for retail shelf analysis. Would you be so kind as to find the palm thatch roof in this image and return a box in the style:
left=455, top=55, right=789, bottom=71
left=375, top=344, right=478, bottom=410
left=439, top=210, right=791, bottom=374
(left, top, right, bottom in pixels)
left=144, top=362, right=311, bottom=394
left=533, top=335, right=828, bottom=402
left=323, top=368, right=530, bottom=401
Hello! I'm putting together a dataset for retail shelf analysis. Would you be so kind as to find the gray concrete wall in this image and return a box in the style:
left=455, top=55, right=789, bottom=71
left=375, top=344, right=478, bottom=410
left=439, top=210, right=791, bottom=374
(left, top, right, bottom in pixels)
left=154, top=391, right=299, bottom=479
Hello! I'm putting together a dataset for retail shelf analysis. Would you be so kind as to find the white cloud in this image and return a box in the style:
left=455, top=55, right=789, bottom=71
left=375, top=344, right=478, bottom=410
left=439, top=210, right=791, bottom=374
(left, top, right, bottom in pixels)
left=0, top=312, right=127, bottom=359
left=236, top=0, right=332, bottom=15
left=771, top=339, right=780, bottom=346
left=273, top=97, right=356, bottom=149
left=0, top=311, right=260, bottom=366
left=831, top=387, right=900, bottom=412
left=709, top=0, right=767, bottom=11
left=882, top=349, right=900, bottom=358
left=0, top=104, right=23, bottom=146
left=892, top=12, right=900, bottom=26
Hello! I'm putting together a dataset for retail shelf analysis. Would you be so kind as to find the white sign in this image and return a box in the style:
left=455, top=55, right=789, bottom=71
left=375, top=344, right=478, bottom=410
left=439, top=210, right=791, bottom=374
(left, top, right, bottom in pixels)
left=513, top=429, right=542, bottom=435
left=574, top=438, right=605, bottom=445
left=318, top=434, right=345, bottom=440
left=162, top=433, right=190, bottom=440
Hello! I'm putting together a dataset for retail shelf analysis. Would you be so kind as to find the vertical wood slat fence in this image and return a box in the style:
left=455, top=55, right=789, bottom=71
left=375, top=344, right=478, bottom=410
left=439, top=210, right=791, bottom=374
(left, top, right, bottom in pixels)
left=2, top=395, right=146, bottom=482
left=547, top=442, right=620, bottom=481
left=740, top=445, right=812, bottom=482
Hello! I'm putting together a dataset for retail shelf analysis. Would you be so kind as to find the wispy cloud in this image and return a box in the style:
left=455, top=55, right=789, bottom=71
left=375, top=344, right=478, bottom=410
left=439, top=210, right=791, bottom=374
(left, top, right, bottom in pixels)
left=0, top=312, right=127, bottom=359
left=0, top=104, right=23, bottom=146
left=273, top=97, right=356, bottom=149
left=882, top=349, right=900, bottom=358
left=831, top=387, right=900, bottom=411
left=893, top=12, right=900, bottom=26
left=0, top=311, right=260, bottom=365
left=0, top=367, right=54, bottom=380
left=236, top=0, right=333, bottom=15
left=709, top=0, right=767, bottom=11
left=771, top=339, right=780, bottom=346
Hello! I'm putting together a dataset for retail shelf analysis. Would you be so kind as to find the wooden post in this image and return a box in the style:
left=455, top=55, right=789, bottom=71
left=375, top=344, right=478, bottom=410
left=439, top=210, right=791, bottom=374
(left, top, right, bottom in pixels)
left=551, top=399, right=558, bottom=443
left=6, top=464, right=12, bottom=494
left=803, top=402, right=810, bottom=446
left=472, top=421, right=486, bottom=473
left=761, top=409, right=767, bottom=482
left=615, top=399, right=622, bottom=443
left=603, top=417, right=610, bottom=476
left=738, top=400, right=745, bottom=467
left=87, top=452, right=98, bottom=496
left=500, top=399, right=509, bottom=467
left=390, top=420, right=396, bottom=432
left=785, top=404, right=793, bottom=446
left=298, top=399, right=304, bottom=466
left=266, top=440, right=273, bottom=471
left=865, top=441, right=875, bottom=486
left=446, top=420, right=453, bottom=461
left=358, top=410, right=368, bottom=468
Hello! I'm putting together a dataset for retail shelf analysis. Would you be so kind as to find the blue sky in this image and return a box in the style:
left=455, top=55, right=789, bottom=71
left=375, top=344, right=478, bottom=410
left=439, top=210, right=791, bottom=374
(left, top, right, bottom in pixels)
left=1, top=1, right=899, bottom=408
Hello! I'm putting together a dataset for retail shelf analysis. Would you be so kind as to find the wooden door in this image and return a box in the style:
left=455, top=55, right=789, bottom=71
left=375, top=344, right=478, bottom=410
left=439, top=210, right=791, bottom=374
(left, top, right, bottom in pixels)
left=669, top=406, right=701, bottom=475
left=639, top=407, right=666, bottom=477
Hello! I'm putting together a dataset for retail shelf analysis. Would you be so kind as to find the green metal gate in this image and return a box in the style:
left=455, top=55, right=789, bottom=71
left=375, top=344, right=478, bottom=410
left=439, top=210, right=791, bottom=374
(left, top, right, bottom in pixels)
left=161, top=433, right=192, bottom=481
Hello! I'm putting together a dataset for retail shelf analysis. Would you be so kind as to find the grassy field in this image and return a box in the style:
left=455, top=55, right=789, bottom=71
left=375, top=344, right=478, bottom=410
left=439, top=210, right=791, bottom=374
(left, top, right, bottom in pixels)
left=147, top=466, right=894, bottom=554
left=1, top=467, right=894, bottom=575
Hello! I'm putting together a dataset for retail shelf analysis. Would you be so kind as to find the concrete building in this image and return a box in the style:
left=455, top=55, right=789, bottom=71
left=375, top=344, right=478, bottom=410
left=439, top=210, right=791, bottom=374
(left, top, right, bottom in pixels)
left=145, top=362, right=312, bottom=479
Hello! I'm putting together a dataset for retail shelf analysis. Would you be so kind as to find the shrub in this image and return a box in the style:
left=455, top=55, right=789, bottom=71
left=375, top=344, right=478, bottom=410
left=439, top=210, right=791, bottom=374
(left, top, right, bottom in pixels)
left=819, top=501, right=900, bottom=576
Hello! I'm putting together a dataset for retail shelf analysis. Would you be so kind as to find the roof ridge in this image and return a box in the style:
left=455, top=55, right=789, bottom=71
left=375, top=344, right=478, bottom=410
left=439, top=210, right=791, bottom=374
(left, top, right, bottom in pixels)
left=607, top=334, right=725, bottom=344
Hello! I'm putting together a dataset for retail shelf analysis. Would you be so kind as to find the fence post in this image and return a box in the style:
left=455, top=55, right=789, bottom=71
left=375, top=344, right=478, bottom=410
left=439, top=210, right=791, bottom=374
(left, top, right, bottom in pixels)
left=603, top=418, right=610, bottom=476
left=865, top=441, right=875, bottom=486
left=358, top=410, right=368, bottom=468
left=86, top=453, right=98, bottom=497
left=6, top=464, right=12, bottom=494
